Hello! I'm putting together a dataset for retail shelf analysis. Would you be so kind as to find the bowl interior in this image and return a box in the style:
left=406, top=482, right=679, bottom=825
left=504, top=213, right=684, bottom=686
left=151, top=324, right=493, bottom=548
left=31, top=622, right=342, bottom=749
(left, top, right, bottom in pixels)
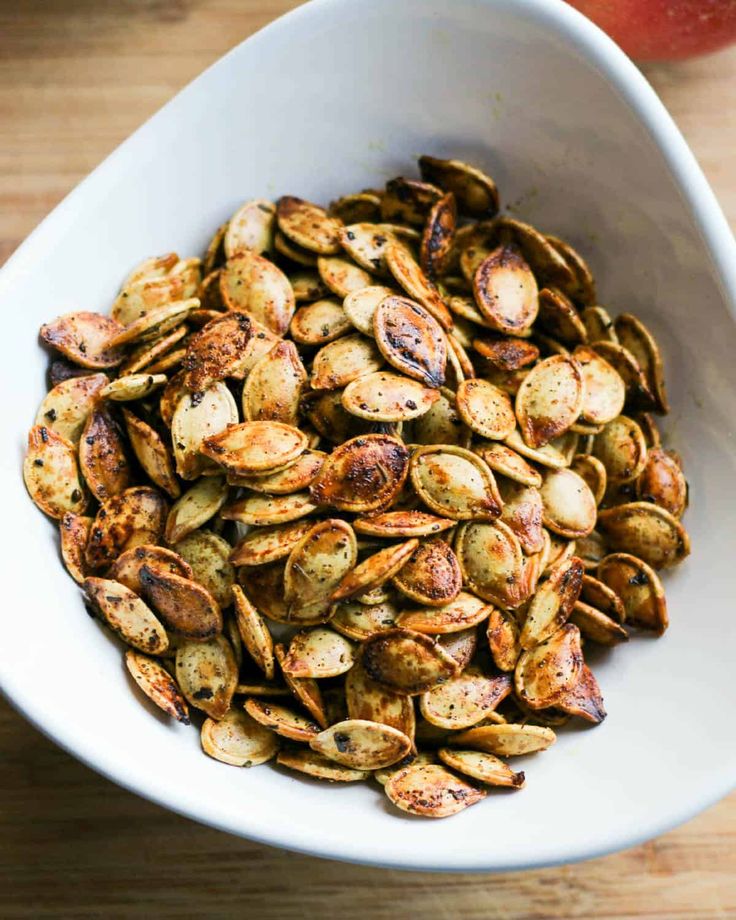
left=1, top=0, right=735, bottom=872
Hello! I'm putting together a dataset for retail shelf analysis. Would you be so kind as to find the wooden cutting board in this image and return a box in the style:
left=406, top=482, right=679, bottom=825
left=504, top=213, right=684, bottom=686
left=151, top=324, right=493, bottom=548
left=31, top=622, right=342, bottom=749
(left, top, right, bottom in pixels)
left=1, top=2, right=734, bottom=916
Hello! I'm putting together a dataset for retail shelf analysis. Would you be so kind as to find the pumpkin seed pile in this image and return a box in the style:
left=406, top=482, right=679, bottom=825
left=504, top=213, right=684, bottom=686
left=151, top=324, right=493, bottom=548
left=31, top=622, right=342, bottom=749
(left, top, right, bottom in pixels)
left=25, top=154, right=690, bottom=818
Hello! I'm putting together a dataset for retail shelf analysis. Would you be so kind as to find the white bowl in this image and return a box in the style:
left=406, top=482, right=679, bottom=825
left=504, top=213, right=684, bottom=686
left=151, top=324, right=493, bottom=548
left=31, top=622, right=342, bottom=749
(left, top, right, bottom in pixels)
left=2, top=0, right=736, bottom=873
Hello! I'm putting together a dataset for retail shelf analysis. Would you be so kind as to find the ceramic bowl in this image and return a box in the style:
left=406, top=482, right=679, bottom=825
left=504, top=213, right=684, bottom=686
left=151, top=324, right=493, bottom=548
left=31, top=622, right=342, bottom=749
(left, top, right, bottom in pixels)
left=1, top=0, right=735, bottom=872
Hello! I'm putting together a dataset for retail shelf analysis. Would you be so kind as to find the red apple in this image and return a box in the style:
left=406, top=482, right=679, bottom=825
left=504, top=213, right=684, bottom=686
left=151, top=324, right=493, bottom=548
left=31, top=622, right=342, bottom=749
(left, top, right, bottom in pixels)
left=566, top=0, right=736, bottom=60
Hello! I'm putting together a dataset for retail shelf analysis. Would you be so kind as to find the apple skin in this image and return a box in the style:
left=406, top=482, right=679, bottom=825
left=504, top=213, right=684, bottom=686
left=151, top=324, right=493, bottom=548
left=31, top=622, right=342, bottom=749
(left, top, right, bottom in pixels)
left=566, top=0, right=736, bottom=60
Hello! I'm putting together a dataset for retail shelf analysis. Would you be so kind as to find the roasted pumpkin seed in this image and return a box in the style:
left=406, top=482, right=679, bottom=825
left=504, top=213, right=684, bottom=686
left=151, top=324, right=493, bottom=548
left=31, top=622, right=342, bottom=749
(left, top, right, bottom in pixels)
left=283, top=519, right=357, bottom=621
left=40, top=311, right=125, bottom=369
left=515, top=355, right=584, bottom=448
left=539, top=468, right=597, bottom=538
left=171, top=382, right=238, bottom=480
left=438, top=748, right=524, bottom=788
left=614, top=313, right=668, bottom=414
left=221, top=491, right=318, bottom=526
left=520, top=556, right=584, bottom=648
left=277, top=748, right=368, bottom=782
left=310, top=433, right=409, bottom=513
left=420, top=668, right=512, bottom=730
left=331, top=539, right=418, bottom=602
left=636, top=447, right=688, bottom=517
left=421, top=192, right=457, bottom=279
left=310, top=333, right=384, bottom=390
left=165, top=475, right=228, bottom=544
left=224, top=199, right=276, bottom=258
left=486, top=606, right=521, bottom=671
left=361, top=628, right=459, bottom=694
left=410, top=445, right=502, bottom=521
left=597, top=502, right=689, bottom=569
left=59, top=512, right=92, bottom=584
left=570, top=454, right=608, bottom=506
left=173, top=530, right=234, bottom=609
left=570, top=601, right=628, bottom=646
left=139, top=564, right=222, bottom=640
left=310, top=718, right=412, bottom=770
left=219, top=251, right=295, bottom=335
left=473, top=246, right=538, bottom=336
left=244, top=698, right=320, bottom=742
left=202, top=421, right=307, bottom=475
left=391, top=539, right=462, bottom=607
left=455, top=520, right=528, bottom=608
left=342, top=371, right=439, bottom=422
left=23, top=425, right=88, bottom=519
left=453, top=722, right=556, bottom=756
left=35, top=373, right=108, bottom=444
left=345, top=657, right=416, bottom=739
left=411, top=387, right=471, bottom=448
left=277, top=196, right=342, bottom=255
left=84, top=485, right=167, bottom=569
left=122, top=409, right=180, bottom=499
left=109, top=544, right=192, bottom=594
left=384, top=241, right=453, bottom=331
left=84, top=577, right=168, bottom=654
left=124, top=649, right=189, bottom=723
left=385, top=763, right=485, bottom=817
left=597, top=552, right=668, bottom=632
left=201, top=708, right=278, bottom=766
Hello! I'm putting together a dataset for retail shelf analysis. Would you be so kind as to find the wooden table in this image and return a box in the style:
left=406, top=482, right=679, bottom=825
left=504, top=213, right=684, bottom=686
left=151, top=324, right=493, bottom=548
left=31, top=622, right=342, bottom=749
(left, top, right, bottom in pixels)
left=2, top=2, right=735, bottom=916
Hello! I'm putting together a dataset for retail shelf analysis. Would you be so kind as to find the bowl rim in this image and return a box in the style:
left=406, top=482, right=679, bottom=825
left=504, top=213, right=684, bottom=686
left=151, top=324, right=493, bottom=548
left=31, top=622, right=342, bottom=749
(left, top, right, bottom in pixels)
left=2, top=0, right=736, bottom=873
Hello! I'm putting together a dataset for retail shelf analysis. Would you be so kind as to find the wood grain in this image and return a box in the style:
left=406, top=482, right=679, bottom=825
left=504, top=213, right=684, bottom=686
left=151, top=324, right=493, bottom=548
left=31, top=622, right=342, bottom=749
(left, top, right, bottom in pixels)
left=1, top=1, right=735, bottom=916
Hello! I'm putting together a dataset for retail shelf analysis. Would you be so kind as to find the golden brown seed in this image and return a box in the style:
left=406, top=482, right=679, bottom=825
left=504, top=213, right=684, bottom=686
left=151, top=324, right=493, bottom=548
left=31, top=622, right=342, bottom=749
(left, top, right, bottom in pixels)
left=597, top=502, right=690, bottom=569
left=597, top=552, right=668, bottom=632
left=59, top=512, right=92, bottom=584
left=219, top=251, right=295, bottom=335
left=182, top=312, right=253, bottom=390
left=539, top=468, right=598, bottom=538
left=229, top=520, right=315, bottom=567
left=614, top=313, right=669, bottom=414
left=139, top=565, right=222, bottom=640
left=176, top=635, right=237, bottom=719
left=277, top=195, right=342, bottom=255
left=224, top=199, right=276, bottom=258
left=84, top=485, right=167, bottom=569
left=396, top=591, right=491, bottom=635
left=361, top=627, right=459, bottom=694
left=221, top=491, right=318, bottom=527
left=593, top=415, right=648, bottom=483
left=289, top=298, right=352, bottom=345
left=410, top=445, right=503, bottom=521
left=570, top=602, right=628, bottom=646
left=345, top=657, right=416, bottom=739
left=201, top=421, right=308, bottom=475
left=419, top=668, right=512, bottom=730
left=331, top=539, right=419, bottom=602
left=232, top=584, right=275, bottom=679
left=498, top=479, right=545, bottom=555
left=438, top=748, right=525, bottom=788
left=353, top=510, right=455, bottom=538
left=109, top=544, right=192, bottom=594
left=384, top=241, right=454, bottom=331
left=456, top=378, right=516, bottom=440
left=171, top=382, right=238, bottom=480
left=373, top=295, right=447, bottom=387
left=474, top=441, right=542, bottom=488
left=122, top=409, right=180, bottom=499
left=310, top=433, right=409, bottom=513
left=455, top=520, right=529, bottom=609
left=310, top=719, right=412, bottom=770
left=40, top=312, right=125, bottom=369
left=385, top=763, right=485, bottom=817
left=520, top=556, right=584, bottom=649
left=419, top=155, right=499, bottom=217
left=453, top=723, right=556, bottom=756
left=274, top=643, right=328, bottom=728
left=276, top=748, right=369, bottom=782
left=173, top=530, right=234, bottom=609
left=125, top=649, right=190, bottom=723
left=636, top=447, right=688, bottom=517
left=84, top=577, right=168, bottom=654
left=284, top=519, right=358, bottom=622
left=244, top=698, right=320, bottom=743
left=421, top=192, right=457, bottom=279
left=537, top=287, right=587, bottom=345
left=242, top=340, right=306, bottom=425
left=24, top=425, right=88, bottom=519
left=515, top=624, right=584, bottom=709
left=570, top=454, right=608, bottom=506
left=342, top=371, right=439, bottom=422
left=515, top=355, right=584, bottom=449
left=35, top=373, right=108, bottom=444
left=473, top=246, right=538, bottom=335
left=79, top=405, right=132, bottom=502
left=165, top=475, right=228, bottom=545
left=201, top=709, right=279, bottom=766
left=381, top=177, right=443, bottom=226
left=391, top=539, right=462, bottom=607
left=310, top=333, right=384, bottom=390
left=486, top=607, right=521, bottom=671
